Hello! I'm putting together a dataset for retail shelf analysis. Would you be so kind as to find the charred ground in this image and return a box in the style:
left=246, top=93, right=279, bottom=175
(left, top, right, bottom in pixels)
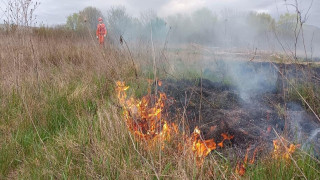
left=160, top=61, right=320, bottom=159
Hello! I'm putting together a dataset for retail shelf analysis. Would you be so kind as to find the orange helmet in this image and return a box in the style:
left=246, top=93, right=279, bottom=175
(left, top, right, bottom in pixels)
left=98, top=17, right=103, bottom=22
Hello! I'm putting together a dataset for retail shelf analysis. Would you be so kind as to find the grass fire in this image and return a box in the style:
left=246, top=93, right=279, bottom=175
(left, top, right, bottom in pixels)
left=1, top=0, right=320, bottom=179
left=116, top=81, right=234, bottom=165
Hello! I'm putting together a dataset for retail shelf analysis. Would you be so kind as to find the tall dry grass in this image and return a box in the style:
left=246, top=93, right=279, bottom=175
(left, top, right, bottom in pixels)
left=0, top=28, right=146, bottom=178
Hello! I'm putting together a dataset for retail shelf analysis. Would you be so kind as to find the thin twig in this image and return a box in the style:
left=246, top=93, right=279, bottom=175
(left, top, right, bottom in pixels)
left=120, top=35, right=138, bottom=79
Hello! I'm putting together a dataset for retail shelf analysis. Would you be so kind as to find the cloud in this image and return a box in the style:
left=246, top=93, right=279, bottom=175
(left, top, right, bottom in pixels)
left=34, top=0, right=88, bottom=25
left=159, top=0, right=206, bottom=16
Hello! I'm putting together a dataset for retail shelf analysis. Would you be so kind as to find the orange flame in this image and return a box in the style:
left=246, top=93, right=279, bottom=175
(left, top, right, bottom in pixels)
left=250, top=147, right=260, bottom=164
left=236, top=162, right=246, bottom=176
left=236, top=145, right=250, bottom=176
left=273, top=137, right=300, bottom=160
left=116, top=81, right=175, bottom=146
left=116, top=81, right=234, bottom=165
left=190, top=127, right=217, bottom=165
left=218, top=133, right=234, bottom=148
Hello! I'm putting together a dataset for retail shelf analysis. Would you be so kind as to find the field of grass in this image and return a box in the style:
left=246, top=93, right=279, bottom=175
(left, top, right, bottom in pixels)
left=0, top=28, right=320, bottom=179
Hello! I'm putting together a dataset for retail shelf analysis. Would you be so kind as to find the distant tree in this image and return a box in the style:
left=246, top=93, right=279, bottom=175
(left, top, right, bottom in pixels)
left=79, top=6, right=104, bottom=30
left=66, top=13, right=80, bottom=30
left=106, top=6, right=132, bottom=38
left=190, top=8, right=218, bottom=43
left=140, top=11, right=167, bottom=41
left=166, top=13, right=192, bottom=43
left=247, top=12, right=275, bottom=33
left=245, top=12, right=276, bottom=48
left=140, top=10, right=157, bottom=27
left=66, top=6, right=103, bottom=31
left=150, top=17, right=167, bottom=39
left=276, top=13, right=297, bottom=37
left=192, top=8, right=217, bottom=28
left=167, top=8, right=218, bottom=44
left=278, top=13, right=296, bottom=28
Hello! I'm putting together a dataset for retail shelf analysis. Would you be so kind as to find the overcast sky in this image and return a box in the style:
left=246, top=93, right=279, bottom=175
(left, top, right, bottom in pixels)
left=1, top=0, right=319, bottom=27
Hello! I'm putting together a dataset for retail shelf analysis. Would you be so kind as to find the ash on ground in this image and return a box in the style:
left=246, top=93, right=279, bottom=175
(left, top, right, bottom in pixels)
left=160, top=78, right=320, bottom=158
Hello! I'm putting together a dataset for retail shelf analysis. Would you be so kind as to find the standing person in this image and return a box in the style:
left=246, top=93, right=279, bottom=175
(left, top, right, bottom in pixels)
left=96, top=17, right=107, bottom=47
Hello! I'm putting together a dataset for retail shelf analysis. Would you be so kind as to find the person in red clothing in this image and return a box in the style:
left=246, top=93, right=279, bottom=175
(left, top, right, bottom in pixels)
left=96, top=17, right=107, bottom=46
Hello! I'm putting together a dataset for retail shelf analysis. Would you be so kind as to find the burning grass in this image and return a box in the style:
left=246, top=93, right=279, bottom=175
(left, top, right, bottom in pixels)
left=116, top=81, right=235, bottom=165
left=115, top=79, right=319, bottom=178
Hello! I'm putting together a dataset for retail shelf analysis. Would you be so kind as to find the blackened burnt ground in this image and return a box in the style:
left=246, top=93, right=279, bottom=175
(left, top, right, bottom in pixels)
left=160, top=79, right=283, bottom=157
left=158, top=69, right=320, bottom=159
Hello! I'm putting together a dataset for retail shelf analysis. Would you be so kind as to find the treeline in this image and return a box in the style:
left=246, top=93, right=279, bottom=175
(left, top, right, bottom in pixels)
left=61, top=6, right=311, bottom=50
left=64, top=6, right=167, bottom=44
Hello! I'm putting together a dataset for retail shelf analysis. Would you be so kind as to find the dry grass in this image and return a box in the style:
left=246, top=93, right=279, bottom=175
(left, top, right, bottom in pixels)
left=0, top=28, right=145, bottom=179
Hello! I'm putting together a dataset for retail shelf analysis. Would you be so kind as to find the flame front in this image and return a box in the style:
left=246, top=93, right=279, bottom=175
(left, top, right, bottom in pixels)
left=117, top=81, right=176, bottom=145
left=116, top=81, right=234, bottom=165
left=273, top=137, right=299, bottom=160
left=190, top=126, right=217, bottom=165
left=218, top=133, right=234, bottom=148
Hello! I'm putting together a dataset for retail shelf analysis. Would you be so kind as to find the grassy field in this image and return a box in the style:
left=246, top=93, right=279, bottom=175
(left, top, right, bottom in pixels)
left=0, top=28, right=320, bottom=179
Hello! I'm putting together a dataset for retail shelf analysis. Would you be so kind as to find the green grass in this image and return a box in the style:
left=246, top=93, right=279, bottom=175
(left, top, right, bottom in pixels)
left=287, top=80, right=320, bottom=115
left=247, top=152, right=320, bottom=180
